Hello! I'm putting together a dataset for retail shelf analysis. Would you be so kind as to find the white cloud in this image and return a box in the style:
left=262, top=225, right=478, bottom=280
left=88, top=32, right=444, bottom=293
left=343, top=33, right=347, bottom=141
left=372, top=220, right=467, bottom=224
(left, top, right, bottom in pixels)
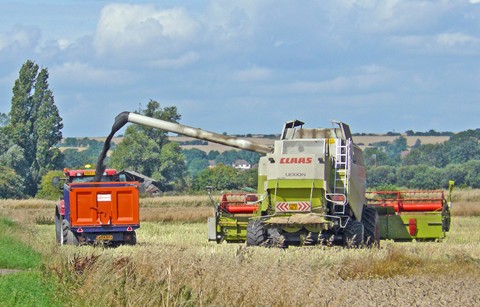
left=50, top=62, right=133, bottom=86
left=233, top=66, right=271, bottom=82
left=94, top=4, right=198, bottom=57
left=436, top=32, right=479, bottom=46
left=149, top=52, right=199, bottom=69
left=288, top=66, right=396, bottom=94
left=0, top=25, right=40, bottom=51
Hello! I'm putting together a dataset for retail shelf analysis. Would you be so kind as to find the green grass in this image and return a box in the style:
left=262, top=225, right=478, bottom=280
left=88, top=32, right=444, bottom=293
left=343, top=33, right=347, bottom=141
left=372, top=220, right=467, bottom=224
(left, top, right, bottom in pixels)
left=0, top=271, right=59, bottom=307
left=0, top=217, right=58, bottom=306
left=0, top=218, right=42, bottom=269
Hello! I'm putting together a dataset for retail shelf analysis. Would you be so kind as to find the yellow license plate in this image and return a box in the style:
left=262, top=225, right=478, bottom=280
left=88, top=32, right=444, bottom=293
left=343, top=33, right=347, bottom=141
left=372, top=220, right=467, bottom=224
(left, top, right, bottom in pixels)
left=96, top=235, right=113, bottom=241
left=84, top=171, right=95, bottom=175
left=289, top=203, right=299, bottom=210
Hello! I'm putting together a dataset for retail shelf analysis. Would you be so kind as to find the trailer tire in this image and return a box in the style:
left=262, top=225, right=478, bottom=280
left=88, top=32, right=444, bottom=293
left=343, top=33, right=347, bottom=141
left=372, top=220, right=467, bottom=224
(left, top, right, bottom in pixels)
left=54, top=210, right=62, bottom=244
left=246, top=220, right=267, bottom=246
left=62, top=220, right=78, bottom=245
left=344, top=220, right=364, bottom=248
left=362, top=206, right=380, bottom=248
left=125, top=231, right=137, bottom=246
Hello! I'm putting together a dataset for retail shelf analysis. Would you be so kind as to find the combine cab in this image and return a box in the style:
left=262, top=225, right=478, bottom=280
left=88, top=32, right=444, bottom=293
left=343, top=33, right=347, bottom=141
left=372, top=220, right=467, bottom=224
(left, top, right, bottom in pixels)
left=366, top=183, right=453, bottom=240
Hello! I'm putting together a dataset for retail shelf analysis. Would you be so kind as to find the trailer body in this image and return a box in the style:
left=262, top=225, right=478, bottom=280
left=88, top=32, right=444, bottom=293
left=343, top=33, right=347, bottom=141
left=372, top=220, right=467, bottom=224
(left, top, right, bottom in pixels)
left=55, top=168, right=140, bottom=245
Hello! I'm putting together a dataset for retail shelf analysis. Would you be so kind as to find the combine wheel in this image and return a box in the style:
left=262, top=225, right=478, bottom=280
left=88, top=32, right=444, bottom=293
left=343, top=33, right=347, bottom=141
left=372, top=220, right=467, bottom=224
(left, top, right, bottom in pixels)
left=304, top=232, right=319, bottom=246
left=266, top=228, right=286, bottom=248
left=362, top=206, right=380, bottom=247
left=61, top=220, right=79, bottom=245
left=246, top=220, right=267, bottom=246
left=343, top=220, right=364, bottom=248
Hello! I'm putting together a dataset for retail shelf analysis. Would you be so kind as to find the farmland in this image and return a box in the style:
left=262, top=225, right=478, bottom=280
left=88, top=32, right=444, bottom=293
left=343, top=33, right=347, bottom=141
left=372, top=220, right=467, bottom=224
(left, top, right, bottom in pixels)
left=0, top=191, right=479, bottom=306
left=84, top=134, right=450, bottom=153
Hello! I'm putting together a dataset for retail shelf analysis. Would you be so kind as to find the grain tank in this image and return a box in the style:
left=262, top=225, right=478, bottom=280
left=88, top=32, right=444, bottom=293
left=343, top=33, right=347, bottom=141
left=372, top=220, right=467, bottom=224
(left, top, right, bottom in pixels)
left=111, top=112, right=379, bottom=247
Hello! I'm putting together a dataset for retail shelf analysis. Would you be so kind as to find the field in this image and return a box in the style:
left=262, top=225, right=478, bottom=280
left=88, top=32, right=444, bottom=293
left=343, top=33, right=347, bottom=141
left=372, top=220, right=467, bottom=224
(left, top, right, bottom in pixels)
left=0, top=190, right=479, bottom=306
left=84, top=135, right=450, bottom=153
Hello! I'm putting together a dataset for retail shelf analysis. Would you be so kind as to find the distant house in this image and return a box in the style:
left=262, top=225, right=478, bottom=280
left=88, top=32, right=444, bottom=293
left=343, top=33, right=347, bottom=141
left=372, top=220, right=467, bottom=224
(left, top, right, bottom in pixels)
left=232, top=159, right=251, bottom=170
left=208, top=160, right=216, bottom=169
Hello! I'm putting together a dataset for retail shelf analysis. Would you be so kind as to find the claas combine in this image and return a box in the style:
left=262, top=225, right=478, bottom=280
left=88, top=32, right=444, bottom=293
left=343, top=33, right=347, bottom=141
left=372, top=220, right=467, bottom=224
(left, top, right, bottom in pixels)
left=112, top=112, right=379, bottom=247
left=109, top=111, right=452, bottom=247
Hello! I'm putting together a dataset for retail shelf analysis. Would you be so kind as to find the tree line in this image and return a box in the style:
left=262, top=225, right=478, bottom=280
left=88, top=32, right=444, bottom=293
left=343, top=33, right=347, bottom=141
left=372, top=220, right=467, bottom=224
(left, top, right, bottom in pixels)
left=1, top=60, right=479, bottom=199
left=364, top=130, right=480, bottom=189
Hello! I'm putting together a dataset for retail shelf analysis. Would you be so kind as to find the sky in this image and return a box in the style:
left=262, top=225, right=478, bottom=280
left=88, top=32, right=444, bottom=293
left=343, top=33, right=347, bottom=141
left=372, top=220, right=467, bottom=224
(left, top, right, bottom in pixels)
left=0, top=0, right=479, bottom=137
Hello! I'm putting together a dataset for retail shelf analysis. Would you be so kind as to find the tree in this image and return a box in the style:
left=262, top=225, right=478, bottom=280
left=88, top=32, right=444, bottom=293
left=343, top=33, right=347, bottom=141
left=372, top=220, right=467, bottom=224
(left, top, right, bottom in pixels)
left=4, top=60, right=63, bottom=196
left=192, top=164, right=244, bottom=191
left=110, top=100, right=187, bottom=191
left=182, top=148, right=209, bottom=176
left=0, top=166, right=25, bottom=199
left=36, top=170, right=64, bottom=200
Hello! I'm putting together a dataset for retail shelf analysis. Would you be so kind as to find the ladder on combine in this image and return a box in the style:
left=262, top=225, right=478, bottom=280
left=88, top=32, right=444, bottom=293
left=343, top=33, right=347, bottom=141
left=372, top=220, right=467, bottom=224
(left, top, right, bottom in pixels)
left=331, top=139, right=351, bottom=214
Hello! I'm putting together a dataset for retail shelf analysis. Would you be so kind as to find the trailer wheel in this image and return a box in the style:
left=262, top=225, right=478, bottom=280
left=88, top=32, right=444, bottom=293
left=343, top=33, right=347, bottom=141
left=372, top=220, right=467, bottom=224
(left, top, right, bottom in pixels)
left=246, top=220, right=267, bottom=246
left=54, top=210, right=62, bottom=244
left=125, top=231, right=137, bottom=246
left=344, top=220, right=364, bottom=248
left=61, top=220, right=78, bottom=245
left=362, top=206, right=380, bottom=247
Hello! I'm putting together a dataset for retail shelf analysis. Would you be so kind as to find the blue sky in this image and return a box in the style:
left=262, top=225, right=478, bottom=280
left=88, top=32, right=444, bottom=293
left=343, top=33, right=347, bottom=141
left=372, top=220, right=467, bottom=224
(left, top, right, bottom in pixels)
left=1, top=1, right=479, bottom=137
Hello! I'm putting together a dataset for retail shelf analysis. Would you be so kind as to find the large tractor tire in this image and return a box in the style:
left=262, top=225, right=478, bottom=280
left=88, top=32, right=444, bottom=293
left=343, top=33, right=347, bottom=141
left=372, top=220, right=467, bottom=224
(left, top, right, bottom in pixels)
left=266, top=227, right=286, bottom=248
left=362, top=206, right=380, bottom=247
left=246, top=220, right=267, bottom=246
left=343, top=220, right=364, bottom=248
left=304, top=232, right=319, bottom=246
left=54, top=210, right=63, bottom=244
left=61, top=220, right=79, bottom=245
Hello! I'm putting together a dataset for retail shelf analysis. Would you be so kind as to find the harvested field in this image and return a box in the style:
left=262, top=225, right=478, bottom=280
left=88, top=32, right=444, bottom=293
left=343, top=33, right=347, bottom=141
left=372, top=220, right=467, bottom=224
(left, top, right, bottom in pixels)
left=1, top=191, right=479, bottom=305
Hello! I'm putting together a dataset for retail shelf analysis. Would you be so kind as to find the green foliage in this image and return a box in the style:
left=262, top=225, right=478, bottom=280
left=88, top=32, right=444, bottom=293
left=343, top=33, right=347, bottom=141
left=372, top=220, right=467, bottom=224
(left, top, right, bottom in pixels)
left=182, top=149, right=209, bottom=176
left=366, top=166, right=397, bottom=187
left=62, top=139, right=115, bottom=168
left=110, top=100, right=187, bottom=191
left=214, top=150, right=260, bottom=166
left=0, top=217, right=58, bottom=306
left=36, top=170, right=64, bottom=200
left=2, top=60, right=63, bottom=197
left=207, top=150, right=220, bottom=160
left=191, top=164, right=257, bottom=191
left=0, top=218, right=41, bottom=269
left=0, top=166, right=25, bottom=199
left=0, top=271, right=59, bottom=307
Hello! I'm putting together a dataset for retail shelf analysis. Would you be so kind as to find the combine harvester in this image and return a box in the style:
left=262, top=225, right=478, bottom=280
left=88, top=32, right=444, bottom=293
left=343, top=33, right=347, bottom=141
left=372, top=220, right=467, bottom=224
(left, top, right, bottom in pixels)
left=366, top=183, right=454, bottom=241
left=110, top=112, right=378, bottom=247
left=106, top=111, right=452, bottom=247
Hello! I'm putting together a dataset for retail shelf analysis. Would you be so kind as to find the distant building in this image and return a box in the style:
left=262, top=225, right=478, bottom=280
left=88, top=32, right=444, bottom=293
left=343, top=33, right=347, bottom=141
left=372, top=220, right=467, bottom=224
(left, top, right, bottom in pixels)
left=208, top=160, right=216, bottom=169
left=232, top=159, right=251, bottom=170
